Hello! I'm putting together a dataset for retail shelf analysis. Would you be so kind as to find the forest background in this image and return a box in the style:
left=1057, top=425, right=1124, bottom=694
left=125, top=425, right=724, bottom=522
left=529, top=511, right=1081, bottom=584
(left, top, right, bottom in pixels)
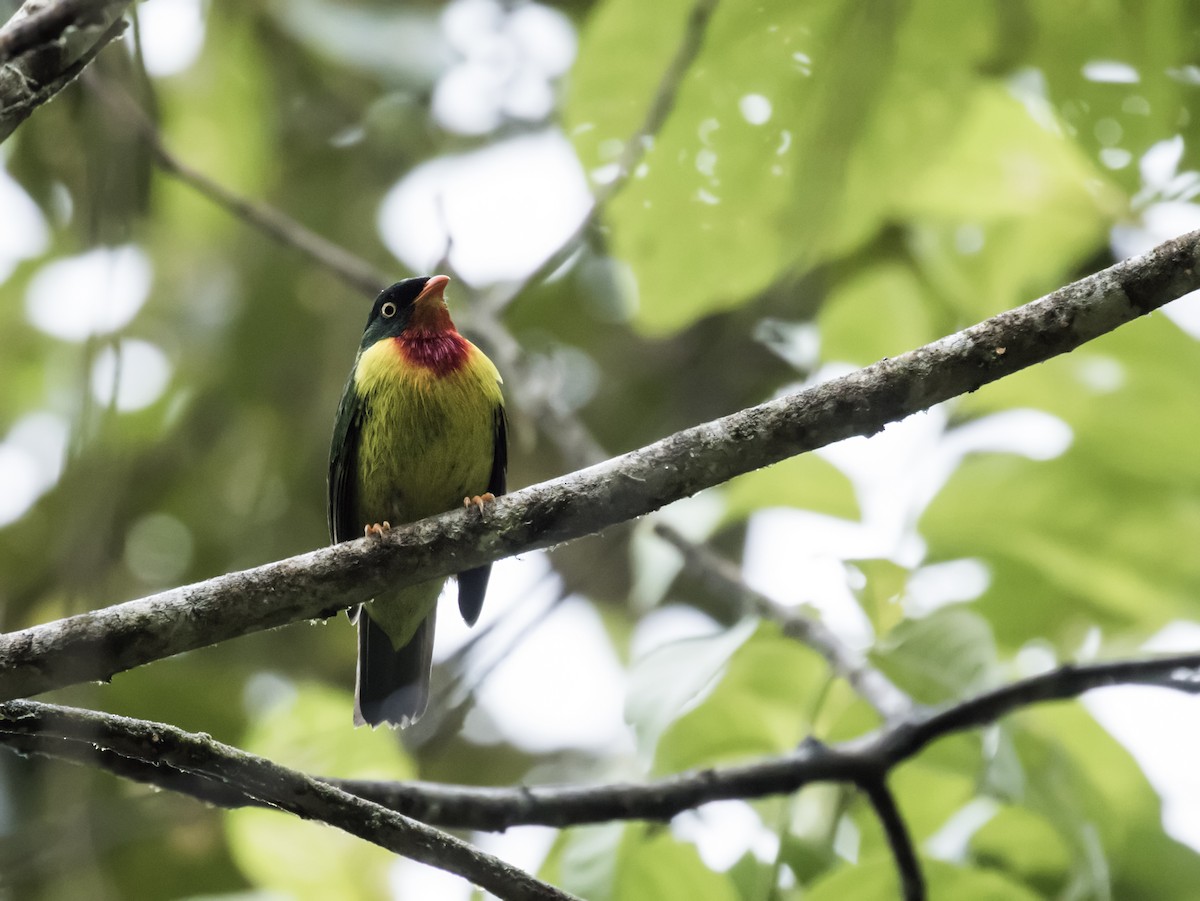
left=2, top=0, right=1200, bottom=899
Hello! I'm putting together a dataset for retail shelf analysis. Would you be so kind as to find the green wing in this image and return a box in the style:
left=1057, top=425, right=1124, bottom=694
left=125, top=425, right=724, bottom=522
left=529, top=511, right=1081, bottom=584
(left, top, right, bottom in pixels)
left=328, top=367, right=365, bottom=545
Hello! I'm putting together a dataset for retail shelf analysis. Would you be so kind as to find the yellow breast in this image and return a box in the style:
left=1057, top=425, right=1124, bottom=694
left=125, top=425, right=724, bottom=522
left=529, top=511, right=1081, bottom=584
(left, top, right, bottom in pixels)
left=353, top=336, right=503, bottom=524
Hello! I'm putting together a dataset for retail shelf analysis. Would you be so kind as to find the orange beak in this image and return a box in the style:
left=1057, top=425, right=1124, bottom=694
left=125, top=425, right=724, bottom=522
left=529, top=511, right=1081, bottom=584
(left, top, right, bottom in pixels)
left=415, top=274, right=451, bottom=306
left=409, top=274, right=454, bottom=332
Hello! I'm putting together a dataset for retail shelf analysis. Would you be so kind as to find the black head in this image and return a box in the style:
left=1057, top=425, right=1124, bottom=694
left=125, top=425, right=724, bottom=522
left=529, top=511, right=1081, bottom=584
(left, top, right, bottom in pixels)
left=359, top=275, right=451, bottom=349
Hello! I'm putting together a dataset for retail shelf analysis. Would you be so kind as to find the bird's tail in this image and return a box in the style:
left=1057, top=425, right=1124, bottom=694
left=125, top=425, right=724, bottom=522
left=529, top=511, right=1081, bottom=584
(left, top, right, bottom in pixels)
left=354, top=606, right=436, bottom=728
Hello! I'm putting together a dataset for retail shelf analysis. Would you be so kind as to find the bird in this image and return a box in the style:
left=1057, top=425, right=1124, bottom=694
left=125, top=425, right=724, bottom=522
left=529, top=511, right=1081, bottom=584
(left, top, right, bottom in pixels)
left=328, top=274, right=506, bottom=727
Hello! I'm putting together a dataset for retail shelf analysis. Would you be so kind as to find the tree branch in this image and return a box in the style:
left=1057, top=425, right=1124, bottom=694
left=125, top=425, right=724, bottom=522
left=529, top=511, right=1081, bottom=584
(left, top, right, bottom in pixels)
left=859, top=776, right=924, bottom=901
left=0, top=701, right=579, bottom=901
left=1, top=229, right=1198, bottom=701
left=0, top=0, right=117, bottom=63
left=330, top=652, right=1200, bottom=828
left=0, top=0, right=129, bottom=143
left=5, top=653, right=1199, bottom=833
left=85, top=75, right=393, bottom=298
left=653, top=523, right=914, bottom=722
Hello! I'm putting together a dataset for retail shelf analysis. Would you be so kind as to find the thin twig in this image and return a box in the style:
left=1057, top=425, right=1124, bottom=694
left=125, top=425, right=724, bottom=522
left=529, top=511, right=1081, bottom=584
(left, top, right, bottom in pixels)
left=859, top=776, right=924, bottom=901
left=653, top=523, right=914, bottom=722
left=0, top=701, right=579, bottom=901
left=485, top=0, right=722, bottom=316
left=84, top=75, right=392, bottom=297
left=1, top=229, right=1199, bottom=700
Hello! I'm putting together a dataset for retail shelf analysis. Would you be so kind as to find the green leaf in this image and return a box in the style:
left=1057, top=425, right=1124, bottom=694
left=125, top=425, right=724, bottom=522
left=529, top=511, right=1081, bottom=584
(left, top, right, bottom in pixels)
left=569, top=0, right=981, bottom=333
left=925, top=318, right=1200, bottom=651
left=653, top=624, right=829, bottom=774
left=625, top=618, right=758, bottom=766
left=971, top=804, right=1072, bottom=896
left=721, top=453, right=859, bottom=525
left=1011, top=703, right=1200, bottom=899
left=807, top=857, right=1044, bottom=900
left=872, top=608, right=999, bottom=704
left=224, top=684, right=415, bottom=900
left=818, top=261, right=939, bottom=367
left=546, top=824, right=739, bottom=901
left=851, top=559, right=911, bottom=639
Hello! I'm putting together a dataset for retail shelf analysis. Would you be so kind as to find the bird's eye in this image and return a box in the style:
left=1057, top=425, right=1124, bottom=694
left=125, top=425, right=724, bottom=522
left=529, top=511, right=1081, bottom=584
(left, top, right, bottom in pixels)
left=381, top=302, right=397, bottom=318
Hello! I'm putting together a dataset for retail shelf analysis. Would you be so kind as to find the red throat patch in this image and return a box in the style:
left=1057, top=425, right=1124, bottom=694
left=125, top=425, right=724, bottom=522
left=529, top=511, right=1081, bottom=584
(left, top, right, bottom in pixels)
left=395, top=332, right=470, bottom=375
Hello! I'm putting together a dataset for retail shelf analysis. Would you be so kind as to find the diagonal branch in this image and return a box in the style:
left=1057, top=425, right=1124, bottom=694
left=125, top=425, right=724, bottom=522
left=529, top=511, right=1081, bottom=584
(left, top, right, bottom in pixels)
left=321, top=652, right=1200, bottom=827
left=0, top=701, right=579, bottom=901
left=0, top=229, right=1198, bottom=701
left=653, top=523, right=914, bottom=722
left=85, top=75, right=393, bottom=298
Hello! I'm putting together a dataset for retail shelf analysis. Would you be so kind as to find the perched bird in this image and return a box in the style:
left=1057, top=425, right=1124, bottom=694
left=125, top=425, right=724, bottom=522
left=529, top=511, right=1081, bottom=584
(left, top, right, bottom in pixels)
left=328, top=275, right=506, bottom=727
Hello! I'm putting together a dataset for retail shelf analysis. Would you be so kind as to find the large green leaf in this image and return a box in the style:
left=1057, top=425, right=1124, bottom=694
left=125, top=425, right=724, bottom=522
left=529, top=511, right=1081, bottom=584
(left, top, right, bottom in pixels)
left=922, top=313, right=1200, bottom=647
left=625, top=617, right=758, bottom=766
left=1009, top=703, right=1200, bottom=900
left=899, top=83, right=1123, bottom=322
left=543, top=823, right=740, bottom=901
left=872, top=607, right=999, bottom=704
left=653, top=623, right=830, bottom=774
left=567, top=0, right=989, bottom=333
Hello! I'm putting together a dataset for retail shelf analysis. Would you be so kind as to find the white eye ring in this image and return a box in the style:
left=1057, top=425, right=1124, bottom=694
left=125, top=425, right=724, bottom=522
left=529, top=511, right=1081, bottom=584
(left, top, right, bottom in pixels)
left=381, top=301, right=397, bottom=318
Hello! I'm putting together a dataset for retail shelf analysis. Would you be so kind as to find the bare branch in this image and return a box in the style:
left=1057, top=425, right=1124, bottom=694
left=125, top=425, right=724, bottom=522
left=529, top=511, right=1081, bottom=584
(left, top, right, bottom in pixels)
left=339, top=652, right=1200, bottom=829
left=653, top=523, right=914, bottom=722
left=0, top=701, right=579, bottom=901
left=84, top=76, right=393, bottom=298
left=1, top=229, right=1198, bottom=701
left=6, top=654, right=1200, bottom=833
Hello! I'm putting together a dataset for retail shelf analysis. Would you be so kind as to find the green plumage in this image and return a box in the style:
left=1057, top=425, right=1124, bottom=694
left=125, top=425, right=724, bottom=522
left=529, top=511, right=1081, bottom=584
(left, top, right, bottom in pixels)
left=328, top=277, right=506, bottom=727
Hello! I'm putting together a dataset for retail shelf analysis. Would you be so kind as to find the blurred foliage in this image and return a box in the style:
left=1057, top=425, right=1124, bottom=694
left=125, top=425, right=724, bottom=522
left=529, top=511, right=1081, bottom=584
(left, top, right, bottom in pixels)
left=1, top=0, right=1200, bottom=898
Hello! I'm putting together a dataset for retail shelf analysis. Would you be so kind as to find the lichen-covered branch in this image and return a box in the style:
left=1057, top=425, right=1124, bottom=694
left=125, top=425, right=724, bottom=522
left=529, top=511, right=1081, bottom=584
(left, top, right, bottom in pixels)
left=1, top=229, right=1199, bottom=702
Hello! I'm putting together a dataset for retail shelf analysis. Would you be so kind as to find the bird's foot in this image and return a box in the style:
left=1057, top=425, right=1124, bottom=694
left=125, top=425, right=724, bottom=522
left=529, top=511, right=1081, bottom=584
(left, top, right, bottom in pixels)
left=364, top=522, right=391, bottom=538
left=463, top=493, right=495, bottom=514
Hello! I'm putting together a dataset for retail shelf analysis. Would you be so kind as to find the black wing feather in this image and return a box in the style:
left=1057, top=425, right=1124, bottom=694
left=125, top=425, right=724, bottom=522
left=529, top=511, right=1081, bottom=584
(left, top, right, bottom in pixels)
left=328, top=366, right=365, bottom=546
left=457, top=404, right=507, bottom=626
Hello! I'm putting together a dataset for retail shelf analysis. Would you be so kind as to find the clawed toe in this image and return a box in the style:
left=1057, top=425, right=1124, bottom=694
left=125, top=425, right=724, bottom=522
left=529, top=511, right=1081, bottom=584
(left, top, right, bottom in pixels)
left=463, top=492, right=496, bottom=513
